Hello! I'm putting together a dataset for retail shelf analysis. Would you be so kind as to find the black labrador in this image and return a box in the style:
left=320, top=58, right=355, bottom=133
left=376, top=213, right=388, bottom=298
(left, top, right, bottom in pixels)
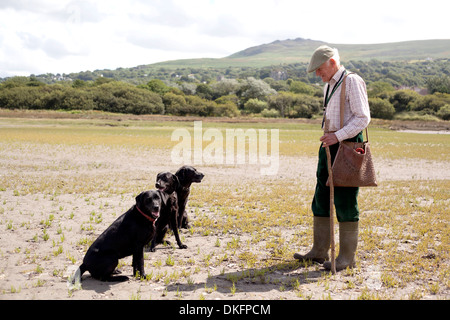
left=72, top=190, right=161, bottom=282
left=149, top=172, right=187, bottom=251
left=175, top=166, right=204, bottom=229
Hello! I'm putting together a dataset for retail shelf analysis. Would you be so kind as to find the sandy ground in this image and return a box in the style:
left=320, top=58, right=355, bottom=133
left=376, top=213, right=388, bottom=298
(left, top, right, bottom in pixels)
left=0, top=117, right=448, bottom=302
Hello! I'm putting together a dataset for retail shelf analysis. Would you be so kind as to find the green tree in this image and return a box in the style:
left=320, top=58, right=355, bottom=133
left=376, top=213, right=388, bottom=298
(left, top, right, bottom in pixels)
left=163, top=92, right=187, bottom=115
left=243, top=98, right=267, bottom=114
left=92, top=77, right=115, bottom=86
left=214, top=94, right=240, bottom=116
left=267, top=92, right=294, bottom=117
left=368, top=97, right=395, bottom=119
left=185, top=95, right=210, bottom=116
left=289, top=81, right=316, bottom=96
left=72, top=79, right=87, bottom=88
left=0, top=86, right=42, bottom=109
left=211, top=79, right=241, bottom=99
left=409, top=92, right=450, bottom=115
left=0, top=76, right=41, bottom=89
left=290, top=94, right=322, bottom=118
left=427, top=75, right=450, bottom=94
left=196, top=83, right=214, bottom=100
left=437, top=104, right=450, bottom=120
left=215, top=94, right=239, bottom=106
left=145, top=79, right=171, bottom=95
left=93, top=82, right=164, bottom=114
left=240, top=77, right=276, bottom=102
left=211, top=101, right=240, bottom=117
left=388, top=90, right=420, bottom=112
left=367, top=81, right=395, bottom=98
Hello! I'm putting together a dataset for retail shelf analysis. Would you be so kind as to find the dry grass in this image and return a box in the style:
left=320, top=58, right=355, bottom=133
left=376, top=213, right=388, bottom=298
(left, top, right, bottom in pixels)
left=0, top=114, right=448, bottom=300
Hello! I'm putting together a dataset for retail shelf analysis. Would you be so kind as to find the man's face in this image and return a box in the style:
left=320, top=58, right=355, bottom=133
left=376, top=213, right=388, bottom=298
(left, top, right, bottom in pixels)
left=315, top=59, right=337, bottom=83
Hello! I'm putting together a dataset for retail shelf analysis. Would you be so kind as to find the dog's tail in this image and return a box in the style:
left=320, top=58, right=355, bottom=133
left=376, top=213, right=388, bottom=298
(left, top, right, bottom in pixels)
left=67, top=264, right=85, bottom=290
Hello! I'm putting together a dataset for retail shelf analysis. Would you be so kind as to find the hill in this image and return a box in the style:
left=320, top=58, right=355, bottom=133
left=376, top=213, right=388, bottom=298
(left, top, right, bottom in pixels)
left=149, top=38, right=450, bottom=68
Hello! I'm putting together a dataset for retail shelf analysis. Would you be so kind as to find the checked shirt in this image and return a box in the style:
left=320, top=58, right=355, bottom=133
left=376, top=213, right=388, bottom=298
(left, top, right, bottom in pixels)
left=322, top=66, right=371, bottom=142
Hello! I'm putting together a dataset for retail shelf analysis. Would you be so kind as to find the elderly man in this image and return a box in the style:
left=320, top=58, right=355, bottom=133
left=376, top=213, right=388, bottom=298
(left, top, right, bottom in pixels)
left=294, top=45, right=371, bottom=271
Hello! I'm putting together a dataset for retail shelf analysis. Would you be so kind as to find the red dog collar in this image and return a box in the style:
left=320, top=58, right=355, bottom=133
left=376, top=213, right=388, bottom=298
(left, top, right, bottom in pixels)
left=135, top=205, right=157, bottom=225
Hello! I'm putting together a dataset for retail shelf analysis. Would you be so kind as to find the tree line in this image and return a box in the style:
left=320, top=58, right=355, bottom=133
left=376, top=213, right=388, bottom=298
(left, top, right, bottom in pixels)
left=0, top=67, right=449, bottom=120
left=22, top=58, right=449, bottom=90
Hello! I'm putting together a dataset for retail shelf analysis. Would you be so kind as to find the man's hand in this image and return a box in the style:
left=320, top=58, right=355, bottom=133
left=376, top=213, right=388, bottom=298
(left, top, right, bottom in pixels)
left=320, top=133, right=339, bottom=147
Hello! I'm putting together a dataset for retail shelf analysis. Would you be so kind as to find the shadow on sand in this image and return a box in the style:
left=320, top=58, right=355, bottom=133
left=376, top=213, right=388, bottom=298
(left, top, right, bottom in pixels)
left=165, top=260, right=326, bottom=296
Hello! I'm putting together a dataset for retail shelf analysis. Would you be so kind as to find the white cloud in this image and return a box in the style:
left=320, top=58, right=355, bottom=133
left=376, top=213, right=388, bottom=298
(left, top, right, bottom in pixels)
left=0, top=0, right=448, bottom=77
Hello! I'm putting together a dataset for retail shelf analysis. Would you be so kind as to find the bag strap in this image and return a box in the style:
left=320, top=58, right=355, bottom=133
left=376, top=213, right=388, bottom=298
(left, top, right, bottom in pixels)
left=339, top=72, right=369, bottom=142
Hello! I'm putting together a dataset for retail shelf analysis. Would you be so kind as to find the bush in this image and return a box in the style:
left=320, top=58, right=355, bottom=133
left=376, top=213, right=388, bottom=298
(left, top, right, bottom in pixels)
left=212, top=102, right=240, bottom=117
left=410, top=93, right=450, bottom=114
left=437, top=104, right=450, bottom=120
left=241, top=77, right=277, bottom=102
left=261, top=109, right=280, bottom=118
left=0, top=86, right=43, bottom=109
left=163, top=92, right=187, bottom=115
left=243, top=98, right=267, bottom=114
left=268, top=92, right=322, bottom=118
left=93, top=82, right=164, bottom=114
left=369, top=97, right=395, bottom=119
left=267, top=92, right=294, bottom=117
left=215, top=94, right=239, bottom=106
left=196, top=83, right=214, bottom=100
left=289, top=81, right=317, bottom=96
left=367, top=81, right=395, bottom=98
left=288, top=104, right=312, bottom=118
left=211, top=79, right=241, bottom=99
left=185, top=95, right=210, bottom=116
left=388, top=90, right=420, bottom=112
left=144, top=79, right=171, bottom=95
left=36, top=85, right=96, bottom=111
left=215, top=95, right=240, bottom=117
left=292, top=94, right=322, bottom=118
left=427, top=75, right=450, bottom=94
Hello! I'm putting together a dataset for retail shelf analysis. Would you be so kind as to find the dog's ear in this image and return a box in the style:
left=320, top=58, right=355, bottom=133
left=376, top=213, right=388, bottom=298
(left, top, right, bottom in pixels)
left=135, top=191, right=144, bottom=204
left=176, top=167, right=185, bottom=181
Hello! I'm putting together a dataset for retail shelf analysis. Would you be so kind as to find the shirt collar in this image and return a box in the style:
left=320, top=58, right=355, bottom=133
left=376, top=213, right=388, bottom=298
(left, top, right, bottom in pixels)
left=330, top=66, right=346, bottom=85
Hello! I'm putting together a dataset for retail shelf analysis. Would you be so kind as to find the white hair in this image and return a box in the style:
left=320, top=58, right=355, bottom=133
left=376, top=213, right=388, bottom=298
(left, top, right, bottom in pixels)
left=330, top=48, right=341, bottom=66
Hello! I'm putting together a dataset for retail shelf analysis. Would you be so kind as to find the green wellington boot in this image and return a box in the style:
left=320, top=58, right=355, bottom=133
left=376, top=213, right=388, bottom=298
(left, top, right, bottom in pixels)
left=324, top=221, right=358, bottom=271
left=294, top=216, right=330, bottom=264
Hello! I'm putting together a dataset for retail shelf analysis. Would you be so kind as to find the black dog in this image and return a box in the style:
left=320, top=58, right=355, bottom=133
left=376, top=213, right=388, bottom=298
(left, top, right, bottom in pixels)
left=149, top=172, right=187, bottom=251
left=175, top=166, right=204, bottom=229
left=72, top=191, right=161, bottom=282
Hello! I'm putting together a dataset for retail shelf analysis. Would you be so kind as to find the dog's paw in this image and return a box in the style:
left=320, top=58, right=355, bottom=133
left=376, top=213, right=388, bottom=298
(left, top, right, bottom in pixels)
left=179, top=244, right=188, bottom=249
left=136, top=274, right=147, bottom=281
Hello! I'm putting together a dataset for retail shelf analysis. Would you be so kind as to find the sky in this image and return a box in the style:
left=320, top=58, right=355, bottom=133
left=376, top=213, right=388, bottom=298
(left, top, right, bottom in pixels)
left=1, top=0, right=448, bottom=78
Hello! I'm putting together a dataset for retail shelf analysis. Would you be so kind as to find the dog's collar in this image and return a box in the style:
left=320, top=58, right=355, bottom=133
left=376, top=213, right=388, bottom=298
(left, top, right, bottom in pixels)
left=135, top=205, right=157, bottom=225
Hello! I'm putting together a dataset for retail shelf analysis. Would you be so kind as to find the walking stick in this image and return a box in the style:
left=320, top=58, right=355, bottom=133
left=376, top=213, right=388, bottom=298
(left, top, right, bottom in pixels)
left=324, top=123, right=336, bottom=275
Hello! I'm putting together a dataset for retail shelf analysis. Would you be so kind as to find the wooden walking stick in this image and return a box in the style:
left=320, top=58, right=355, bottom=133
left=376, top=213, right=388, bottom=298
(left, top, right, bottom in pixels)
left=324, top=121, right=336, bottom=274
